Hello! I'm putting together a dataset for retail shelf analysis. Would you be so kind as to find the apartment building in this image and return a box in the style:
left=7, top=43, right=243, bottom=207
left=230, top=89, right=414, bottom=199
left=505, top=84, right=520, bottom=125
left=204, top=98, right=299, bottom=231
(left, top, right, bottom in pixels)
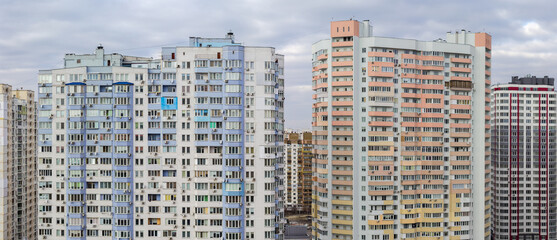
left=0, top=84, right=37, bottom=240
left=491, top=76, right=557, bottom=240
left=284, top=131, right=312, bottom=213
left=311, top=20, right=491, bottom=240
left=37, top=33, right=285, bottom=240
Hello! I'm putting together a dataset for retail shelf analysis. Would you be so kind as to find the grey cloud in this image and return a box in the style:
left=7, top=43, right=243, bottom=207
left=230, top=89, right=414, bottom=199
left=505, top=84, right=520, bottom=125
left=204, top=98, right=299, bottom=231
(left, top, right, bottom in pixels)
left=2, top=0, right=557, bottom=129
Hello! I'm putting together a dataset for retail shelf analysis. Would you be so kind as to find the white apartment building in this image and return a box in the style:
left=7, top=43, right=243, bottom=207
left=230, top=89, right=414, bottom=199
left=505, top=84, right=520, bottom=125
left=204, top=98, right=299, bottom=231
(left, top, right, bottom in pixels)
left=284, top=131, right=312, bottom=213
left=37, top=33, right=285, bottom=240
left=491, top=76, right=557, bottom=240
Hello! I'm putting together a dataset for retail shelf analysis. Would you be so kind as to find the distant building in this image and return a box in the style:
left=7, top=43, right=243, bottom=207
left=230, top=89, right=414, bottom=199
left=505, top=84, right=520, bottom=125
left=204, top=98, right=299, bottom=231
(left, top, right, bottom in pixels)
left=0, top=85, right=37, bottom=240
left=37, top=33, right=285, bottom=239
left=312, top=20, right=491, bottom=240
left=284, top=131, right=312, bottom=213
left=491, top=76, right=557, bottom=239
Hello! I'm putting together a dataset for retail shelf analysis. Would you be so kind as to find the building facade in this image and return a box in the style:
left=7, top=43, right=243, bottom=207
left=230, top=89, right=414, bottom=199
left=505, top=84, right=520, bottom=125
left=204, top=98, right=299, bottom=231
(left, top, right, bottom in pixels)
left=0, top=85, right=37, bottom=240
left=311, top=20, right=491, bottom=240
left=284, top=131, right=312, bottom=213
left=491, top=76, right=557, bottom=240
left=37, top=34, right=285, bottom=240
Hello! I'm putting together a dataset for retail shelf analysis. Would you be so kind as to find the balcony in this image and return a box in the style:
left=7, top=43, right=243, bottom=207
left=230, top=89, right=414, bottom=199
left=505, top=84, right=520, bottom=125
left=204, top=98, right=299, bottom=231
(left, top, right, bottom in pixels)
left=331, top=71, right=353, bottom=77
left=450, top=67, right=472, bottom=73
left=331, top=51, right=353, bottom=57
left=450, top=57, right=472, bottom=64
left=331, top=41, right=354, bottom=47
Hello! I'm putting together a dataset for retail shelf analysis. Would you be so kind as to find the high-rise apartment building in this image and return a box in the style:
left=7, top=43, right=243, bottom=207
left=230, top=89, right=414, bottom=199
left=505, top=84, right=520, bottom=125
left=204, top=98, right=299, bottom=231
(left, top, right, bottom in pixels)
left=284, top=131, right=312, bottom=213
left=0, top=85, right=37, bottom=240
left=311, top=20, right=491, bottom=240
left=491, top=76, right=556, bottom=240
left=37, top=33, right=285, bottom=240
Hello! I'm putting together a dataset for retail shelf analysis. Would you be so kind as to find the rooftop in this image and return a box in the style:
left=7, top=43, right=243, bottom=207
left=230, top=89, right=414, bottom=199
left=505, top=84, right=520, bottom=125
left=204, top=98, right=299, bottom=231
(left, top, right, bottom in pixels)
left=284, top=225, right=309, bottom=240
left=510, top=75, right=554, bottom=86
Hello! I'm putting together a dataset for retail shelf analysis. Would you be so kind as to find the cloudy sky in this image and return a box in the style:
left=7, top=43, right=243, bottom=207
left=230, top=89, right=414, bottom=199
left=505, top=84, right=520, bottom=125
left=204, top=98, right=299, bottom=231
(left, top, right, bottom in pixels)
left=1, top=0, right=556, bottom=129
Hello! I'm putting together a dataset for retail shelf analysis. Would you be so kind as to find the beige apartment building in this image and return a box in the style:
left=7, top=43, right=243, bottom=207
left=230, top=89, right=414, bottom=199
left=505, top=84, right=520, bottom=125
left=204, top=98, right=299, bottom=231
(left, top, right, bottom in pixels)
left=311, top=20, right=491, bottom=240
left=0, top=84, right=37, bottom=240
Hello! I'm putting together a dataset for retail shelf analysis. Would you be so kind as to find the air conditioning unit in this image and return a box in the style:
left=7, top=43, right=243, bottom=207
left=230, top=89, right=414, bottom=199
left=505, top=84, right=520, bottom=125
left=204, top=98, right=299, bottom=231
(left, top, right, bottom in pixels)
left=225, top=80, right=229, bottom=83
left=205, top=80, right=209, bottom=83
